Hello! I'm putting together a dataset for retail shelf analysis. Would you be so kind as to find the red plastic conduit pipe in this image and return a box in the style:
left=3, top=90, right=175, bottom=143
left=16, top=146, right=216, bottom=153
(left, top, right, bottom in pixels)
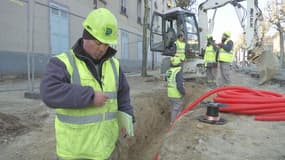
left=214, top=89, right=285, bottom=117
left=154, top=86, right=285, bottom=160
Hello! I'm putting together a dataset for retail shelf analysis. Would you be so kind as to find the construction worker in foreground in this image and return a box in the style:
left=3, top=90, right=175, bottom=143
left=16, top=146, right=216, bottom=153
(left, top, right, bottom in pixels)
left=166, top=56, right=186, bottom=124
left=40, top=8, right=134, bottom=160
left=204, top=34, right=218, bottom=88
left=174, top=33, right=186, bottom=62
left=217, top=32, right=234, bottom=86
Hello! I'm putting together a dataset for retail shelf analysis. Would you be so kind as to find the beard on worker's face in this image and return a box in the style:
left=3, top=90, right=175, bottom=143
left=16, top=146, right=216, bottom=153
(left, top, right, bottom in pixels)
left=89, top=52, right=100, bottom=59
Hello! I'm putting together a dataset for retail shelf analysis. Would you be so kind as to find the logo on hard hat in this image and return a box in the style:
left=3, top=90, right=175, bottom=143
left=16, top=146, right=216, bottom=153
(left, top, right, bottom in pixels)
left=86, top=25, right=92, bottom=31
left=105, top=27, right=112, bottom=36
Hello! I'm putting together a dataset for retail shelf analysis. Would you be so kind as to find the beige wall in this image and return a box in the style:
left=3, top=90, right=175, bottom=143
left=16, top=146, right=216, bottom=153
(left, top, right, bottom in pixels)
left=33, top=1, right=49, bottom=53
left=109, top=0, right=144, bottom=60
left=0, top=0, right=28, bottom=52
left=0, top=0, right=94, bottom=54
left=0, top=0, right=143, bottom=58
left=0, top=0, right=148, bottom=71
left=0, top=0, right=164, bottom=75
left=65, top=0, right=94, bottom=46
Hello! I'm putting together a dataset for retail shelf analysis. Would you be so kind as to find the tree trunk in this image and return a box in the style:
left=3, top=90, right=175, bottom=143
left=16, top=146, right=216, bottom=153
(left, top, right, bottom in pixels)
left=279, top=30, right=284, bottom=68
left=142, top=0, right=150, bottom=77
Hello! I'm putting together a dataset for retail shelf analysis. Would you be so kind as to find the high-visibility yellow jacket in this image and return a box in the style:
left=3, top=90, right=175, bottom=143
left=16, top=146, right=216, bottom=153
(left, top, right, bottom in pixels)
left=218, top=39, right=233, bottom=62
left=204, top=45, right=216, bottom=67
left=175, top=40, right=186, bottom=61
left=54, top=50, right=119, bottom=160
left=166, top=66, right=183, bottom=98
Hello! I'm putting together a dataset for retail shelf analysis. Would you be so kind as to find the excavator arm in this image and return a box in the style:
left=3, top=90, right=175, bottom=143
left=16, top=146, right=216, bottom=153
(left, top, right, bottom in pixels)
left=198, top=0, right=259, bottom=51
left=149, top=0, right=280, bottom=83
left=198, top=0, right=280, bottom=84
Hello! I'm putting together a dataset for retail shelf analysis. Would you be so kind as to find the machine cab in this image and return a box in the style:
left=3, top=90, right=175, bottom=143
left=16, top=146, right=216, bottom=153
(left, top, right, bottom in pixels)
left=150, top=7, right=200, bottom=57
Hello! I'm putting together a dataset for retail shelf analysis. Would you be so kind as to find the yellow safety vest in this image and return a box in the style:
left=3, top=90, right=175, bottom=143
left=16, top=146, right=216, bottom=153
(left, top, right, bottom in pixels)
left=204, top=45, right=216, bottom=67
left=166, top=66, right=183, bottom=98
left=54, top=50, right=119, bottom=160
left=218, top=39, right=233, bottom=62
left=175, top=40, right=186, bottom=61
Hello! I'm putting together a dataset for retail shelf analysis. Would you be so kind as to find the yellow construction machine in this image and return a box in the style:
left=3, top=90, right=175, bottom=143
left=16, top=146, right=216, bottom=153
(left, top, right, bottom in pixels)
left=150, top=0, right=280, bottom=84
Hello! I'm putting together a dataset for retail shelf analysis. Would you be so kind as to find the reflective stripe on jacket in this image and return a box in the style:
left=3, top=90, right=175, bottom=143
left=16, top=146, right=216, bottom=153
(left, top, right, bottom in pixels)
left=218, top=39, right=233, bottom=62
left=54, top=50, right=119, bottom=160
left=204, top=45, right=216, bottom=67
left=175, top=40, right=186, bottom=61
left=166, top=66, right=183, bottom=98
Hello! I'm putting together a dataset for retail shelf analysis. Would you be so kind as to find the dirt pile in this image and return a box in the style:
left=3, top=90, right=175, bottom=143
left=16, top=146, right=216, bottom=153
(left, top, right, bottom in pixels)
left=0, top=71, right=285, bottom=160
left=0, top=112, right=28, bottom=143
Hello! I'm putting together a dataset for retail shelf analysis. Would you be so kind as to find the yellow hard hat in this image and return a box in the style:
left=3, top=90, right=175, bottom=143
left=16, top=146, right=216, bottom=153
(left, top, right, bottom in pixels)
left=207, top=34, right=213, bottom=39
left=223, top=32, right=231, bottom=37
left=82, top=8, right=118, bottom=44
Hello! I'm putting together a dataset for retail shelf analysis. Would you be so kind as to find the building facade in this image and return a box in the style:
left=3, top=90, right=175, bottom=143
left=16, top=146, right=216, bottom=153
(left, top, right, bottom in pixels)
left=0, top=0, right=160, bottom=77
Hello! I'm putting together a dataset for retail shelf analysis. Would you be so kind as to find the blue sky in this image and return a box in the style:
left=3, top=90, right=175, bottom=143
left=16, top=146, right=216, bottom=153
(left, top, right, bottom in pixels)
left=196, top=0, right=269, bottom=42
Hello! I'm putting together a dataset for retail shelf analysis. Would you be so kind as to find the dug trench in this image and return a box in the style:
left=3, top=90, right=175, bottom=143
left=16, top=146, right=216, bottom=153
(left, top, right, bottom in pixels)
left=122, top=73, right=285, bottom=160
left=3, top=72, right=284, bottom=160
left=124, top=75, right=209, bottom=160
left=0, top=75, right=208, bottom=160
left=0, top=73, right=285, bottom=160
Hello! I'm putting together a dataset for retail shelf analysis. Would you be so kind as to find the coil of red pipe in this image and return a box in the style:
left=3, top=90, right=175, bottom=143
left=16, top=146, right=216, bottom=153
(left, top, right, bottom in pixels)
left=214, top=87, right=285, bottom=120
left=154, top=86, right=285, bottom=160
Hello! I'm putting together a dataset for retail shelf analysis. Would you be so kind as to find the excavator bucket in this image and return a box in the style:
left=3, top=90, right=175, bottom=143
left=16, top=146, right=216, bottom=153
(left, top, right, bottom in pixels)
left=248, top=48, right=280, bottom=85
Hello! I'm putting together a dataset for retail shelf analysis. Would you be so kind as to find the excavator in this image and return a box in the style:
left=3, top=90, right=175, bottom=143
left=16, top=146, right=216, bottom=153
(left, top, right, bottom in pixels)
left=150, top=0, right=280, bottom=84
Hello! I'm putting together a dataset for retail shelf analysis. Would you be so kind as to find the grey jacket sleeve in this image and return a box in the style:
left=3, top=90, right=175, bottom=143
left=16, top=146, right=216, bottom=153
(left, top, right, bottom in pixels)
left=176, top=71, right=185, bottom=96
left=221, top=40, right=233, bottom=52
left=40, top=57, right=95, bottom=108
left=40, top=57, right=135, bottom=120
left=117, top=68, right=135, bottom=120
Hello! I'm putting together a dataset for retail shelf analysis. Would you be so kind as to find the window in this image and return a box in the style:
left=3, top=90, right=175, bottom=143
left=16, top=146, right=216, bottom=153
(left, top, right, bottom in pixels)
left=120, top=0, right=127, bottom=16
left=137, top=0, right=142, bottom=24
left=154, top=1, right=158, bottom=9
left=61, top=10, right=68, bottom=18
left=121, top=31, right=129, bottom=59
left=137, top=36, right=142, bottom=60
left=99, top=0, right=107, bottom=5
left=121, top=0, right=126, bottom=8
left=94, top=0, right=107, bottom=8
left=93, top=0, right=97, bottom=9
left=49, top=2, right=69, bottom=54
left=51, top=5, right=59, bottom=15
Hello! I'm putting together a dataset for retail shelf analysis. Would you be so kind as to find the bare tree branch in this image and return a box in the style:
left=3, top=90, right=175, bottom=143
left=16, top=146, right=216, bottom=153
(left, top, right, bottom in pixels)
left=265, top=1, right=285, bottom=67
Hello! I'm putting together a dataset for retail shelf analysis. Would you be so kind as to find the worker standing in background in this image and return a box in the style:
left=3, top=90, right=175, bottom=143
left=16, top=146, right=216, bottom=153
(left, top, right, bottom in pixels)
left=174, top=33, right=186, bottom=62
left=217, top=32, right=234, bottom=86
left=166, top=56, right=186, bottom=124
left=204, top=34, right=218, bottom=88
left=40, top=8, right=134, bottom=160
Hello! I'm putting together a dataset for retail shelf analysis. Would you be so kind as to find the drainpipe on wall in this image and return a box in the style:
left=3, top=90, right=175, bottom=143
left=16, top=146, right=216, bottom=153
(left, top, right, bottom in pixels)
left=24, top=0, right=40, bottom=99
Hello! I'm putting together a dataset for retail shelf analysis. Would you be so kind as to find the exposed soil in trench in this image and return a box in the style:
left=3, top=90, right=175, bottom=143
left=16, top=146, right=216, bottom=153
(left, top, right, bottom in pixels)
left=0, top=70, right=284, bottom=160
